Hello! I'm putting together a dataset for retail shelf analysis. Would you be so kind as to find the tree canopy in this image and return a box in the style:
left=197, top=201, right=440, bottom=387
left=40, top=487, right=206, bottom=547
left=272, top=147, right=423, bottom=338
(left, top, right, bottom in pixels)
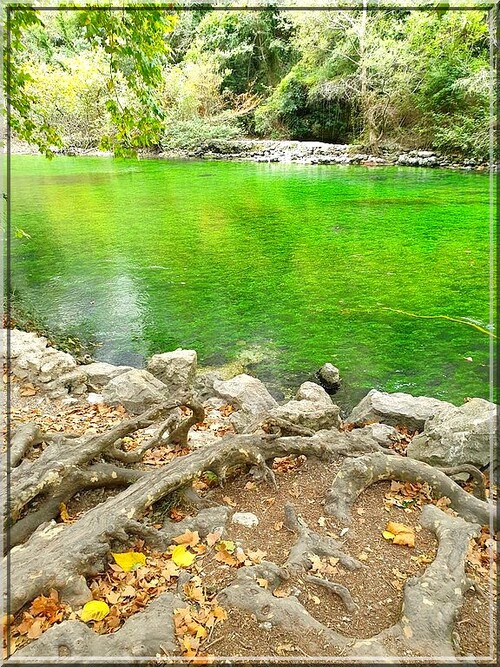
left=4, top=4, right=494, bottom=158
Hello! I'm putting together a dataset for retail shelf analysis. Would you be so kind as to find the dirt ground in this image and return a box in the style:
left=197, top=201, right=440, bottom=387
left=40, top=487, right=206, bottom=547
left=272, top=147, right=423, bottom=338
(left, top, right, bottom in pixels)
left=3, top=372, right=497, bottom=663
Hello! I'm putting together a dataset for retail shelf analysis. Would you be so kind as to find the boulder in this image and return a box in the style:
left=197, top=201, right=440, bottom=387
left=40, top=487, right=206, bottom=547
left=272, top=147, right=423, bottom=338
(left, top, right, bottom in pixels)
left=5, top=328, right=87, bottom=398
left=317, top=363, right=341, bottom=392
left=346, top=389, right=453, bottom=431
left=213, top=374, right=278, bottom=415
left=212, top=374, right=278, bottom=433
left=295, top=381, right=333, bottom=405
left=269, top=381, right=341, bottom=431
left=102, top=369, right=169, bottom=414
left=406, top=398, right=497, bottom=469
left=81, top=362, right=134, bottom=391
left=361, top=422, right=401, bottom=445
left=146, top=349, right=197, bottom=393
left=194, top=370, right=224, bottom=402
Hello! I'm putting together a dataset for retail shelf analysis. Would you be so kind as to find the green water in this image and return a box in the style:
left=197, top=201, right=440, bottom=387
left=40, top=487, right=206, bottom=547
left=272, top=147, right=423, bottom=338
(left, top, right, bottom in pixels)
left=10, top=155, right=495, bottom=408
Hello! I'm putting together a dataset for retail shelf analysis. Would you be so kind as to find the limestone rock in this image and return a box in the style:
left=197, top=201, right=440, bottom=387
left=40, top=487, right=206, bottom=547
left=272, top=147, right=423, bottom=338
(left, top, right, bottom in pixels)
left=102, top=369, right=168, bottom=414
left=232, top=512, right=259, bottom=528
left=146, top=349, right=197, bottom=392
left=81, top=361, right=134, bottom=391
left=406, top=398, right=497, bottom=468
left=213, top=373, right=277, bottom=417
left=4, top=328, right=87, bottom=397
left=194, top=370, right=224, bottom=401
left=212, top=374, right=278, bottom=434
left=295, top=381, right=333, bottom=406
left=317, top=363, right=341, bottom=392
left=346, top=389, right=453, bottom=431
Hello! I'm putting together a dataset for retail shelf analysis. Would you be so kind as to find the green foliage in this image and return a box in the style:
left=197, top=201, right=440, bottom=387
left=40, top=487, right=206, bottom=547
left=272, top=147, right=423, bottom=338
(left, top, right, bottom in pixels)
left=5, top=6, right=493, bottom=159
left=160, top=116, right=242, bottom=152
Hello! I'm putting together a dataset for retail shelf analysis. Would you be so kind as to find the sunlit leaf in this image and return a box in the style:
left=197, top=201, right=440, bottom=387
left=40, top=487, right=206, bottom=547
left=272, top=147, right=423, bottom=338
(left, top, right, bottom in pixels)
left=111, top=551, right=146, bottom=572
left=171, top=544, right=196, bottom=568
left=80, top=600, right=110, bottom=622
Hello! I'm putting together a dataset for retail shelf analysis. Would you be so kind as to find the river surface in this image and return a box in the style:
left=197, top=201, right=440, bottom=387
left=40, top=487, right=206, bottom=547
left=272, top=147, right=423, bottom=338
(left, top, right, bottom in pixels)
left=10, top=156, right=495, bottom=408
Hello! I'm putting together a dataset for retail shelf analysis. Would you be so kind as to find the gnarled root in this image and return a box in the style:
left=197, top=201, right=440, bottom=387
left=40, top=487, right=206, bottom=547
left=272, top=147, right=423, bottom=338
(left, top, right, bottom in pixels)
left=216, top=562, right=352, bottom=651
left=325, top=452, right=495, bottom=527
left=14, top=591, right=186, bottom=658
left=284, top=503, right=365, bottom=572
left=350, top=504, right=481, bottom=657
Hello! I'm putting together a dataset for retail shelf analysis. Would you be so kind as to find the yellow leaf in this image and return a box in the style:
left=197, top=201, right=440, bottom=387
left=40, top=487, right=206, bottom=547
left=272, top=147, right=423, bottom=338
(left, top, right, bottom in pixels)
left=385, top=521, right=415, bottom=548
left=59, top=502, right=72, bottom=523
left=80, top=600, right=109, bottom=622
left=111, top=551, right=146, bottom=572
left=393, top=531, right=415, bottom=548
left=382, top=530, right=396, bottom=541
left=172, top=544, right=196, bottom=568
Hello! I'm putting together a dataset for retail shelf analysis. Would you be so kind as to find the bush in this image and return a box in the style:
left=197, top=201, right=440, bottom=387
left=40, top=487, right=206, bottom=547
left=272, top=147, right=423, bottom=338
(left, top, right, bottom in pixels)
left=160, top=116, right=242, bottom=152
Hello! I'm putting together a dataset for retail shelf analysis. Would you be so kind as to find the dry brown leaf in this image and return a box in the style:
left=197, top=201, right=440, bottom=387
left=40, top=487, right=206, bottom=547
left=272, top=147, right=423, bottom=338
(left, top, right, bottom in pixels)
left=256, top=578, right=269, bottom=589
left=244, top=481, right=257, bottom=491
left=20, top=384, right=37, bottom=397
left=205, top=530, right=222, bottom=547
left=173, top=530, right=200, bottom=548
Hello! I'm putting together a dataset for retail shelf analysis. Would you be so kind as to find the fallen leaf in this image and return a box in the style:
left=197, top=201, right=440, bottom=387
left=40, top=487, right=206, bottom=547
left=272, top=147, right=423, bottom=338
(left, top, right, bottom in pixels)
left=273, top=587, right=291, bottom=598
left=111, top=552, right=147, bottom=572
left=173, top=530, right=200, bottom=547
left=384, top=522, right=415, bottom=548
left=26, top=618, right=43, bottom=639
left=214, top=549, right=239, bottom=567
left=20, top=384, right=37, bottom=397
left=247, top=548, right=266, bottom=564
left=357, top=552, right=369, bottom=562
left=217, top=540, right=235, bottom=553
left=256, top=578, right=269, bottom=589
left=222, top=495, right=236, bottom=507
left=205, top=530, right=222, bottom=547
left=80, top=600, right=110, bottom=622
left=274, top=521, right=283, bottom=531
left=59, top=502, right=72, bottom=523
left=171, top=545, right=196, bottom=568
left=244, top=481, right=257, bottom=491
left=382, top=530, right=396, bottom=541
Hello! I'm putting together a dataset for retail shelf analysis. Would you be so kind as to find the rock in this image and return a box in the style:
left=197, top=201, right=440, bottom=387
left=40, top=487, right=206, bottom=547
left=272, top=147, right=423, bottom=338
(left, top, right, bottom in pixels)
left=102, top=369, right=169, bottom=414
left=295, top=381, right=333, bottom=406
left=406, top=398, right=497, bottom=468
left=146, top=349, right=197, bottom=393
left=231, top=512, right=259, bottom=528
left=361, top=422, right=400, bottom=445
left=81, top=362, right=134, bottom=390
left=194, top=370, right=224, bottom=401
left=87, top=392, right=104, bottom=404
left=213, top=374, right=278, bottom=431
left=4, top=328, right=87, bottom=397
left=346, top=389, right=453, bottom=431
left=317, top=363, right=341, bottom=393
left=269, top=395, right=341, bottom=432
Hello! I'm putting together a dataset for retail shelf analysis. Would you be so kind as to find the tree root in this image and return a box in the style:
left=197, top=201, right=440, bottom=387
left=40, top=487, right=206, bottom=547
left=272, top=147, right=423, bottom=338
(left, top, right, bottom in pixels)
left=325, top=452, right=495, bottom=528
left=14, top=591, right=187, bottom=658
left=216, top=561, right=352, bottom=651
left=350, top=504, right=481, bottom=657
left=304, top=575, right=358, bottom=613
left=8, top=400, right=183, bottom=526
left=284, top=503, right=365, bottom=572
left=436, top=464, right=487, bottom=501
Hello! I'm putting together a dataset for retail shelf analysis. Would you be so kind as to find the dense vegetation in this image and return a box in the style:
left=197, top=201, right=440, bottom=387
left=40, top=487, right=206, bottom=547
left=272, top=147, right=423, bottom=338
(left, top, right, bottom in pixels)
left=6, top=5, right=494, bottom=159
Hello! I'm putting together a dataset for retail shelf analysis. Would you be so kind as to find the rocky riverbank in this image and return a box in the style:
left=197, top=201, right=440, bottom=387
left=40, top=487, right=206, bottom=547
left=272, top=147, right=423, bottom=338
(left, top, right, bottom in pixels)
left=10, top=136, right=490, bottom=171
left=4, top=327, right=496, bottom=472
left=155, top=139, right=489, bottom=171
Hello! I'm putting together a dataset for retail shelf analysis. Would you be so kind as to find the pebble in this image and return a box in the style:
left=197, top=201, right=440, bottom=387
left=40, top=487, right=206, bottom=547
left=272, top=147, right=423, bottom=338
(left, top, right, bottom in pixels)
left=87, top=392, right=104, bottom=404
left=231, top=512, right=259, bottom=528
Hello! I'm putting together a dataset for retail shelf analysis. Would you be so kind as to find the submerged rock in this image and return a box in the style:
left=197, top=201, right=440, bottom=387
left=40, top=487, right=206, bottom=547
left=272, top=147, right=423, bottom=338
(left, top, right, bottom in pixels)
left=406, top=398, right=497, bottom=468
left=346, top=389, right=453, bottom=431
left=146, top=349, right=197, bottom=393
left=102, top=369, right=168, bottom=414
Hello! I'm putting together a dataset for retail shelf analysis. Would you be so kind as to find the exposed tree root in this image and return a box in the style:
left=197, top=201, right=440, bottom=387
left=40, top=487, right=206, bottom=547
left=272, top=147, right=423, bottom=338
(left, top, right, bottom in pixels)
left=283, top=503, right=365, bottom=572
left=14, top=591, right=187, bottom=659
left=8, top=400, right=183, bottom=526
left=437, top=464, right=487, bottom=501
left=304, top=575, right=358, bottom=613
left=325, top=452, right=495, bottom=528
left=349, top=505, right=481, bottom=657
left=5, top=429, right=389, bottom=615
left=216, top=561, right=353, bottom=651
